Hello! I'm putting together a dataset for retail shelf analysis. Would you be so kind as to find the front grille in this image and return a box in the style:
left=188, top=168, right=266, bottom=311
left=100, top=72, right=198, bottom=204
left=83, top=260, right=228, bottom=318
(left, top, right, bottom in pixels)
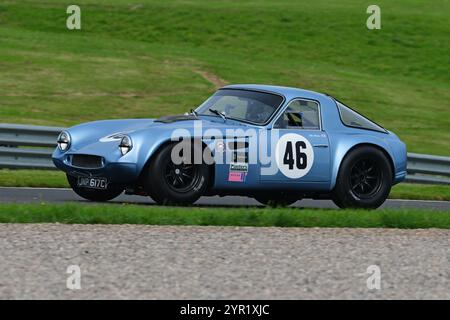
left=71, top=155, right=104, bottom=169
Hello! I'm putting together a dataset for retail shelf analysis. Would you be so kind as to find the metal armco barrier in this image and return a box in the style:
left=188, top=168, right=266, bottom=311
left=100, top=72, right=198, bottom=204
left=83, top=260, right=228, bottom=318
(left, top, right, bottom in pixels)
left=0, top=123, right=63, bottom=169
left=406, top=153, right=450, bottom=185
left=0, top=123, right=449, bottom=185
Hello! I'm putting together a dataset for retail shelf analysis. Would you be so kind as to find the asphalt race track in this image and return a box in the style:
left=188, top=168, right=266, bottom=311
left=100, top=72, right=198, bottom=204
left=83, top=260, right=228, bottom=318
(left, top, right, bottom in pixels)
left=1, top=187, right=450, bottom=210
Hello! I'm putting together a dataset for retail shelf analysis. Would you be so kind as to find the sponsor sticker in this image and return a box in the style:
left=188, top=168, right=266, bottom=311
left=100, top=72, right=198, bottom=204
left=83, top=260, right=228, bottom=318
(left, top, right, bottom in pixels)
left=230, top=162, right=248, bottom=172
left=228, top=172, right=246, bottom=182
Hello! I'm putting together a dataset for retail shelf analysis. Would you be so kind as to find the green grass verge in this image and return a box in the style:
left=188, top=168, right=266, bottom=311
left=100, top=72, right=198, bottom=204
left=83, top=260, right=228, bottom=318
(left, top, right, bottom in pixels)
left=0, top=169, right=68, bottom=188
left=0, top=0, right=449, bottom=155
left=0, top=203, right=448, bottom=229
left=1, top=169, right=450, bottom=201
left=390, top=183, right=450, bottom=202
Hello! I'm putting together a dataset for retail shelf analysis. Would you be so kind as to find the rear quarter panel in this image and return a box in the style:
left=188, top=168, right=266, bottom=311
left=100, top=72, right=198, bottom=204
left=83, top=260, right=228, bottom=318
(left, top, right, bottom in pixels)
left=321, top=96, right=406, bottom=189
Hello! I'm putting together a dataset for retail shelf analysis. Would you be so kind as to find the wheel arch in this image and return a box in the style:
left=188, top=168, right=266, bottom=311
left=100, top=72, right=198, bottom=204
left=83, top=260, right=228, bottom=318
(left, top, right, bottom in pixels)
left=137, top=138, right=215, bottom=189
left=331, top=142, right=395, bottom=190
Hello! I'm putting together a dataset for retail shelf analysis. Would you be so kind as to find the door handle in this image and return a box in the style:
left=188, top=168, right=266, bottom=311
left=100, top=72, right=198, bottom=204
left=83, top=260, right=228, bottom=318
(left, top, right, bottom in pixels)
left=313, top=144, right=328, bottom=148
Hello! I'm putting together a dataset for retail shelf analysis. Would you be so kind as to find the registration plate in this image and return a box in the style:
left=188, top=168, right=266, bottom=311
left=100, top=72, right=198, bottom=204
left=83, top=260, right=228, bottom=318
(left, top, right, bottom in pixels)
left=77, top=177, right=108, bottom=190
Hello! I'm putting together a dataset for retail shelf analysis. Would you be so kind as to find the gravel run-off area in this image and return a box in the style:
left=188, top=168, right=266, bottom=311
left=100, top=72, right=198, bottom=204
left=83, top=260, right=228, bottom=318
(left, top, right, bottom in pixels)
left=0, top=224, right=448, bottom=299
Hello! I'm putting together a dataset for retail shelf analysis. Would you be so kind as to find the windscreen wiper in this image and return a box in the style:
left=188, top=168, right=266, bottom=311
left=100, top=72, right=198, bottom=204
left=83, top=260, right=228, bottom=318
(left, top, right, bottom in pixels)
left=190, top=109, right=198, bottom=117
left=208, top=108, right=227, bottom=122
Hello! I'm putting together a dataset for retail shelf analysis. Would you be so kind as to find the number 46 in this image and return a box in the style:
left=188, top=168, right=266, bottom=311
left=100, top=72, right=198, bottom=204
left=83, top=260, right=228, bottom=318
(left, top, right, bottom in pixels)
left=283, top=141, right=307, bottom=170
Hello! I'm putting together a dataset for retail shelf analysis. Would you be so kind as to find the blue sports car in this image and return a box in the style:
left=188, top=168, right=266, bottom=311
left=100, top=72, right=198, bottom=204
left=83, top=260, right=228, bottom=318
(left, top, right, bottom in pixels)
left=52, top=84, right=407, bottom=208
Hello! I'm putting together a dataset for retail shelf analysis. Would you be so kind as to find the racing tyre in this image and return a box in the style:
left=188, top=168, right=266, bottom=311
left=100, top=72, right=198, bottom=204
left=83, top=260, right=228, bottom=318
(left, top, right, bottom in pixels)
left=67, top=175, right=124, bottom=202
left=332, top=146, right=392, bottom=209
left=144, top=142, right=211, bottom=205
left=254, top=194, right=299, bottom=207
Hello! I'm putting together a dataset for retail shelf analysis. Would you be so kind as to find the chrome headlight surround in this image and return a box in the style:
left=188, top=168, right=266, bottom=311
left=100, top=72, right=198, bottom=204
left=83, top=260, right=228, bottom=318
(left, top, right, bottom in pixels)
left=57, top=131, right=71, bottom=152
left=119, top=135, right=133, bottom=156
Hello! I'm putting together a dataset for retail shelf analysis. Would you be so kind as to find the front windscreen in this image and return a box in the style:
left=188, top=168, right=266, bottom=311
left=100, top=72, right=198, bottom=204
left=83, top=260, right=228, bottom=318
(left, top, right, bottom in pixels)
left=196, top=89, right=284, bottom=124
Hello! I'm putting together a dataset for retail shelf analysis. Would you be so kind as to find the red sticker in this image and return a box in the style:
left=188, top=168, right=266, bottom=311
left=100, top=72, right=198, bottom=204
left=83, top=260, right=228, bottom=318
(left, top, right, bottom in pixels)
left=228, top=172, right=246, bottom=182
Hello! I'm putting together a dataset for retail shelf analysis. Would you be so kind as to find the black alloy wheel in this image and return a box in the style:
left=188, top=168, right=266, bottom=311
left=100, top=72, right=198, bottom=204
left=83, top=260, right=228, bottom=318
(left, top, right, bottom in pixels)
left=349, top=158, right=382, bottom=199
left=144, top=142, right=211, bottom=205
left=164, top=161, right=201, bottom=193
left=332, top=146, right=392, bottom=209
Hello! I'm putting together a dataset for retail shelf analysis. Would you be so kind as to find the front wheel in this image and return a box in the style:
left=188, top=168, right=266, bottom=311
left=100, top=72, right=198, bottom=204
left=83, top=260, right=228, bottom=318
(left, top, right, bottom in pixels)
left=332, top=146, right=392, bottom=209
left=143, top=142, right=211, bottom=205
left=67, top=175, right=123, bottom=202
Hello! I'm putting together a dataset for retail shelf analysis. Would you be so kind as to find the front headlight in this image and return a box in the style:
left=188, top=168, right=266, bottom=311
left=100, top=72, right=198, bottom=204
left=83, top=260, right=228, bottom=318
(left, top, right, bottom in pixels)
left=57, top=131, right=71, bottom=152
left=119, top=135, right=132, bottom=156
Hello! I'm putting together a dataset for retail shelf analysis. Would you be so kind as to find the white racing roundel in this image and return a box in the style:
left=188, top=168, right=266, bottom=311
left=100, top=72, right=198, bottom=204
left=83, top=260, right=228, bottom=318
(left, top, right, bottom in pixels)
left=275, top=133, right=314, bottom=179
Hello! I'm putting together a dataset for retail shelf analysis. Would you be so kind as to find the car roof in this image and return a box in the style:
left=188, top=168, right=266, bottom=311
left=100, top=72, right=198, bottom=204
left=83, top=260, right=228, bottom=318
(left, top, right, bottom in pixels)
left=221, top=84, right=328, bottom=101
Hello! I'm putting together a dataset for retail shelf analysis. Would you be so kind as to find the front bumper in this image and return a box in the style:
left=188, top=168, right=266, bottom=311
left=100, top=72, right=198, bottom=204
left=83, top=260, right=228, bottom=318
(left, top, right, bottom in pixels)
left=53, top=157, right=139, bottom=187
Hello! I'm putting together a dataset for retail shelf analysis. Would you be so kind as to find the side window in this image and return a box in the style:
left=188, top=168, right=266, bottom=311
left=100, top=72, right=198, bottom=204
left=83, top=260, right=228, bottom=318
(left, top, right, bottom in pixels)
left=274, top=99, right=320, bottom=130
left=336, top=101, right=386, bottom=133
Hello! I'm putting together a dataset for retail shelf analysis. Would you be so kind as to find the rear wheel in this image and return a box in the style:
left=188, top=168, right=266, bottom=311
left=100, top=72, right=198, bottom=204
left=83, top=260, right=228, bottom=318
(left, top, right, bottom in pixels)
left=332, top=146, right=392, bottom=209
left=67, top=175, right=123, bottom=202
left=144, top=142, right=210, bottom=205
